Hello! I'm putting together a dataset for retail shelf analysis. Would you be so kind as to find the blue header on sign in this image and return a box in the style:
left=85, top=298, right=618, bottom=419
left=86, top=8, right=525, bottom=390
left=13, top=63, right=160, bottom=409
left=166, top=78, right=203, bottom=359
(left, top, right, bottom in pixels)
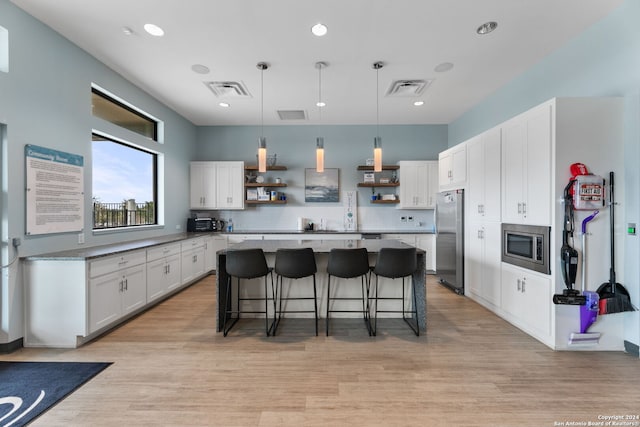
left=25, top=144, right=84, bottom=167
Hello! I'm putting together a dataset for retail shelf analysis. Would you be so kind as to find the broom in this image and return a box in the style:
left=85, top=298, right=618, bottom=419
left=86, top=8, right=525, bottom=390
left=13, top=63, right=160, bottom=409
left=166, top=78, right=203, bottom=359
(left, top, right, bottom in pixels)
left=597, top=172, right=636, bottom=314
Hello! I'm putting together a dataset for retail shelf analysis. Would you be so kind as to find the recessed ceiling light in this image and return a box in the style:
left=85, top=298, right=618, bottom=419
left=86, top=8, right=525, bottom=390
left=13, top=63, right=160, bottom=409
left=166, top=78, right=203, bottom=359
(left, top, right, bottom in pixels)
left=476, top=21, right=497, bottom=35
left=311, top=23, right=328, bottom=37
left=414, top=101, right=424, bottom=106
left=434, top=62, right=454, bottom=73
left=122, top=26, right=134, bottom=36
left=144, top=23, right=165, bottom=37
left=316, top=101, right=326, bottom=107
left=219, top=102, right=230, bottom=108
left=191, top=64, right=210, bottom=74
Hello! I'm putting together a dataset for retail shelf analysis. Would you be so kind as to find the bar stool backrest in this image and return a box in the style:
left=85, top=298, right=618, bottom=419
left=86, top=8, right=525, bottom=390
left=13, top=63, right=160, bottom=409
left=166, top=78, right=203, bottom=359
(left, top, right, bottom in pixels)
left=226, top=248, right=270, bottom=279
left=275, top=248, right=317, bottom=279
left=373, top=247, right=417, bottom=279
left=327, top=248, right=370, bottom=278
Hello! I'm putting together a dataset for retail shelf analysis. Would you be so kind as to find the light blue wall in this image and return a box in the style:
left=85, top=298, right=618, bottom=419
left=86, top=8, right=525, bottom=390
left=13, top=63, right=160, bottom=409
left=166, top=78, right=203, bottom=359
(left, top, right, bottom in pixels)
left=0, top=1, right=198, bottom=344
left=448, top=0, right=640, bottom=349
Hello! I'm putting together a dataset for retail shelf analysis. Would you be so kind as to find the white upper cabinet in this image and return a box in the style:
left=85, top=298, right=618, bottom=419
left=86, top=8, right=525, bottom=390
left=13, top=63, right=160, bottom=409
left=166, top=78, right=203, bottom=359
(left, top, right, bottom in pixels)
left=501, top=102, right=552, bottom=225
left=438, top=143, right=467, bottom=190
left=190, top=161, right=245, bottom=210
left=215, top=161, right=245, bottom=210
left=190, top=162, right=217, bottom=209
left=398, top=160, right=438, bottom=209
left=467, top=127, right=501, bottom=223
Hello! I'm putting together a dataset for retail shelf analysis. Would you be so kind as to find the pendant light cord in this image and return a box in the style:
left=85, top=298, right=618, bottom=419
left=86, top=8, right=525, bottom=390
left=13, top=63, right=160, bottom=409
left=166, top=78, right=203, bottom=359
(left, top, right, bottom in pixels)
left=260, top=65, right=264, bottom=137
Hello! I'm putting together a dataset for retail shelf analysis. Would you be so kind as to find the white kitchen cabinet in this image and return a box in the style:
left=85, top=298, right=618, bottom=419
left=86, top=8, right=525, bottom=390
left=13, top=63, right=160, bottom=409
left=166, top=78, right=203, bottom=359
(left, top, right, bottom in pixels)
left=204, top=234, right=227, bottom=271
left=381, top=233, right=435, bottom=272
left=146, top=243, right=182, bottom=302
left=415, top=234, right=435, bottom=272
left=398, top=161, right=438, bottom=209
left=438, top=143, right=467, bottom=190
left=181, top=238, right=206, bottom=285
left=216, top=161, right=245, bottom=210
left=466, top=222, right=501, bottom=307
left=89, top=251, right=147, bottom=334
left=501, top=263, right=552, bottom=343
left=226, top=234, right=263, bottom=245
left=190, top=162, right=217, bottom=209
left=467, top=127, right=501, bottom=223
left=190, top=161, right=245, bottom=210
left=501, top=102, right=551, bottom=225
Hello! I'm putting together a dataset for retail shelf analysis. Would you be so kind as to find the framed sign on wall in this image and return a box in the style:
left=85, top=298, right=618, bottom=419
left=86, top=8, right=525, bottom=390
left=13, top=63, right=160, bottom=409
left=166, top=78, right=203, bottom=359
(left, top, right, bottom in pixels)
left=25, top=144, right=84, bottom=235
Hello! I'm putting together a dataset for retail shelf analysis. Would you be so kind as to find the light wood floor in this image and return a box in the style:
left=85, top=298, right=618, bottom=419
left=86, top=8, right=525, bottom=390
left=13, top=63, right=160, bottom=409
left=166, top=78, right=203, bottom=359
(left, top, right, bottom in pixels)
left=4, top=275, right=639, bottom=426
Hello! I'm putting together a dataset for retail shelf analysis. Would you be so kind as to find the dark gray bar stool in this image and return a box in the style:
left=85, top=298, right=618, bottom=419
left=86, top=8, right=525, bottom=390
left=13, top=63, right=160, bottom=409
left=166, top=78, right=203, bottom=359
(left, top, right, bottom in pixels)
left=223, top=248, right=275, bottom=337
left=273, top=248, right=319, bottom=336
left=326, top=247, right=372, bottom=336
left=370, top=247, right=419, bottom=336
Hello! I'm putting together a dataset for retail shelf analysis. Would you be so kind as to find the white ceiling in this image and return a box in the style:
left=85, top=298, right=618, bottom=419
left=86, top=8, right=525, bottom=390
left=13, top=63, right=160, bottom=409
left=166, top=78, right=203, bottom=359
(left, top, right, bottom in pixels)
left=11, top=0, right=624, bottom=126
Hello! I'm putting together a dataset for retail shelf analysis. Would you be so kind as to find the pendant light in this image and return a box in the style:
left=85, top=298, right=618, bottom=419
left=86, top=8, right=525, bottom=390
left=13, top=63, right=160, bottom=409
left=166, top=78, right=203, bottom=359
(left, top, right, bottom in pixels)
left=372, top=61, right=384, bottom=172
left=315, top=61, right=327, bottom=173
left=257, top=62, right=269, bottom=173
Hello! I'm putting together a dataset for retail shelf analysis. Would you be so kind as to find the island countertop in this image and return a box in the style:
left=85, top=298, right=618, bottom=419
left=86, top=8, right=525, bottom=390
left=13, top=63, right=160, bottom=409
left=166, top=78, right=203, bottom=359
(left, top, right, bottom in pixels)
left=216, top=239, right=427, bottom=333
left=222, top=238, right=425, bottom=254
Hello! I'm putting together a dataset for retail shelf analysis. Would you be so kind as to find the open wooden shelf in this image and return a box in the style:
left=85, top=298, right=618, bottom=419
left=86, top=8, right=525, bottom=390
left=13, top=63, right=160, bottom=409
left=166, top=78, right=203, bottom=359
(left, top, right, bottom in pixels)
left=244, top=165, right=288, bottom=171
left=357, top=165, right=399, bottom=171
left=245, top=200, right=287, bottom=205
left=371, top=199, right=400, bottom=204
left=357, top=182, right=399, bottom=187
left=245, top=182, right=287, bottom=188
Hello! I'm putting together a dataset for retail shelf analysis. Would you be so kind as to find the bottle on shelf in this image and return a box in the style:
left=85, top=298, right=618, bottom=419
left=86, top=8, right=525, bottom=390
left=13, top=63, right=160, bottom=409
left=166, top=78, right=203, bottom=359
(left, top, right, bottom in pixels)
left=227, top=218, right=233, bottom=232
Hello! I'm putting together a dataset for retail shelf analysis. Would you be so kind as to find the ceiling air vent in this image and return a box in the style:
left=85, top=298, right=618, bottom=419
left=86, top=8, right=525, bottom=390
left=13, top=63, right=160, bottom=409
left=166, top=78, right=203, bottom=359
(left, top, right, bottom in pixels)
left=386, top=79, right=432, bottom=97
left=204, top=81, right=251, bottom=98
left=277, top=110, right=307, bottom=120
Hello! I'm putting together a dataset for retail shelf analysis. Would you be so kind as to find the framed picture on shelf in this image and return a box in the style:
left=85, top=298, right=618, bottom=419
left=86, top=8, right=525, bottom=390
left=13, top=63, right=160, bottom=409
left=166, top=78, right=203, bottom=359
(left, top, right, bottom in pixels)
left=305, top=168, right=339, bottom=202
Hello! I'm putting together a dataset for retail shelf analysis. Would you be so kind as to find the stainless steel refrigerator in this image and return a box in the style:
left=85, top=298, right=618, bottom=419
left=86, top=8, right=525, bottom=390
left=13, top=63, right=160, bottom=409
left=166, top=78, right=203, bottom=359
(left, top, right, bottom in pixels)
left=436, top=190, right=464, bottom=294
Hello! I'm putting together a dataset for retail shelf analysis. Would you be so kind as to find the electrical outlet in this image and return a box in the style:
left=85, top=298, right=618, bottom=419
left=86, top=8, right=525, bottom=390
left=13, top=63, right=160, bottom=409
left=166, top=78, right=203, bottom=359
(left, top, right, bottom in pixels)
left=12, top=238, right=21, bottom=248
left=78, top=233, right=85, bottom=244
left=176, top=224, right=181, bottom=230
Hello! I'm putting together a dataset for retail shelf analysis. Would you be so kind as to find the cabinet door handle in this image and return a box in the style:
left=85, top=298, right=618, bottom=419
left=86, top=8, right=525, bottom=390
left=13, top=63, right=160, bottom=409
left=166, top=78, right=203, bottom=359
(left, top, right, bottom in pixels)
left=119, top=280, right=123, bottom=292
left=521, top=278, right=526, bottom=293
left=124, top=278, right=128, bottom=291
left=522, top=203, right=527, bottom=216
left=517, top=279, right=521, bottom=291
left=477, top=229, right=483, bottom=239
left=517, top=203, right=522, bottom=214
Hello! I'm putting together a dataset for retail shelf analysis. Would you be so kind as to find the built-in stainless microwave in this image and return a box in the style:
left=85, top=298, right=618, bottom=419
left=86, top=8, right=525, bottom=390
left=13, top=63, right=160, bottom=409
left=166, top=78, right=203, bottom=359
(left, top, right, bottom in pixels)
left=502, top=223, right=551, bottom=274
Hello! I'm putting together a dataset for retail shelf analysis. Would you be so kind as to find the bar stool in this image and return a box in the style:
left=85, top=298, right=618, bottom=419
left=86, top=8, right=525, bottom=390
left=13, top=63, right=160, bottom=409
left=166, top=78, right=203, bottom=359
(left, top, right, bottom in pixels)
left=326, top=247, right=372, bottom=336
left=370, top=247, right=419, bottom=336
left=222, top=248, right=275, bottom=337
left=273, top=248, right=319, bottom=336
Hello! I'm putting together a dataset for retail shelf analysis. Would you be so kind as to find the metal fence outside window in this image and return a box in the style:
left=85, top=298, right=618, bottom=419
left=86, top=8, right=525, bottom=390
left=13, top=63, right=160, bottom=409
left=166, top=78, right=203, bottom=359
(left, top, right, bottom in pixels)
left=93, top=201, right=155, bottom=229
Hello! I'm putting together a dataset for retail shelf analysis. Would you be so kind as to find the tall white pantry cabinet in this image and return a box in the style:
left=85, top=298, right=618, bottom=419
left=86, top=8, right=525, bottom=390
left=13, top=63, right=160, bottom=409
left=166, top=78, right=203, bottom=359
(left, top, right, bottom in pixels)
left=462, top=97, right=624, bottom=350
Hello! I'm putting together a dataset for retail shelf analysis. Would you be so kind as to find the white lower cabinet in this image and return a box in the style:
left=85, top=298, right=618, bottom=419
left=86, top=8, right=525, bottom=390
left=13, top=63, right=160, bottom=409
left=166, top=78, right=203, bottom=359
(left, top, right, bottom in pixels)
left=146, top=243, right=182, bottom=302
left=89, top=251, right=147, bottom=334
left=381, top=233, right=435, bottom=271
left=204, top=234, right=227, bottom=271
left=500, top=263, right=552, bottom=343
left=466, top=222, right=501, bottom=307
left=26, top=235, right=218, bottom=348
left=181, top=238, right=206, bottom=285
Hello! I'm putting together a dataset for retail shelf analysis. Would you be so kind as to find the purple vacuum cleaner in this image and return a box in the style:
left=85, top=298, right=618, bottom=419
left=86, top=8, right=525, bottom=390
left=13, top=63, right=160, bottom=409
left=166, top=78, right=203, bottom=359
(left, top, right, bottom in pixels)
left=569, top=211, right=601, bottom=346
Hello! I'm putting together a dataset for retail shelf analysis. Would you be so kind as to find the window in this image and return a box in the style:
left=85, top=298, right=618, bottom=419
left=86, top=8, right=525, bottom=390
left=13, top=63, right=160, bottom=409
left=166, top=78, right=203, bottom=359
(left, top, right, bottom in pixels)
left=92, top=133, right=157, bottom=229
left=0, top=25, right=8, bottom=73
left=91, top=87, right=158, bottom=140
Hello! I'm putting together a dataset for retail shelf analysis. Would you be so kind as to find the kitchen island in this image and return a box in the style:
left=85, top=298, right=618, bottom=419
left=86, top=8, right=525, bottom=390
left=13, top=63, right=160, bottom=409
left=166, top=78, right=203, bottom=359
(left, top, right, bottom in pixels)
left=216, top=239, right=426, bottom=332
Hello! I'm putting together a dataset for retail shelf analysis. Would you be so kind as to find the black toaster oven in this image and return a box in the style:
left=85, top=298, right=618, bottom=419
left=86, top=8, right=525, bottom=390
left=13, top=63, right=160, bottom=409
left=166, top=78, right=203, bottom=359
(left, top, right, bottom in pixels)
left=187, top=218, right=216, bottom=232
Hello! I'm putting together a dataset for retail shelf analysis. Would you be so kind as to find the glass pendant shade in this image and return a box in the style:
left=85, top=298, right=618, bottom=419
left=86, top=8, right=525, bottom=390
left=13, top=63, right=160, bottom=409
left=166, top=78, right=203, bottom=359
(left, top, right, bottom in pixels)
left=373, top=136, right=382, bottom=172
left=316, top=137, right=325, bottom=172
left=258, top=136, right=267, bottom=173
